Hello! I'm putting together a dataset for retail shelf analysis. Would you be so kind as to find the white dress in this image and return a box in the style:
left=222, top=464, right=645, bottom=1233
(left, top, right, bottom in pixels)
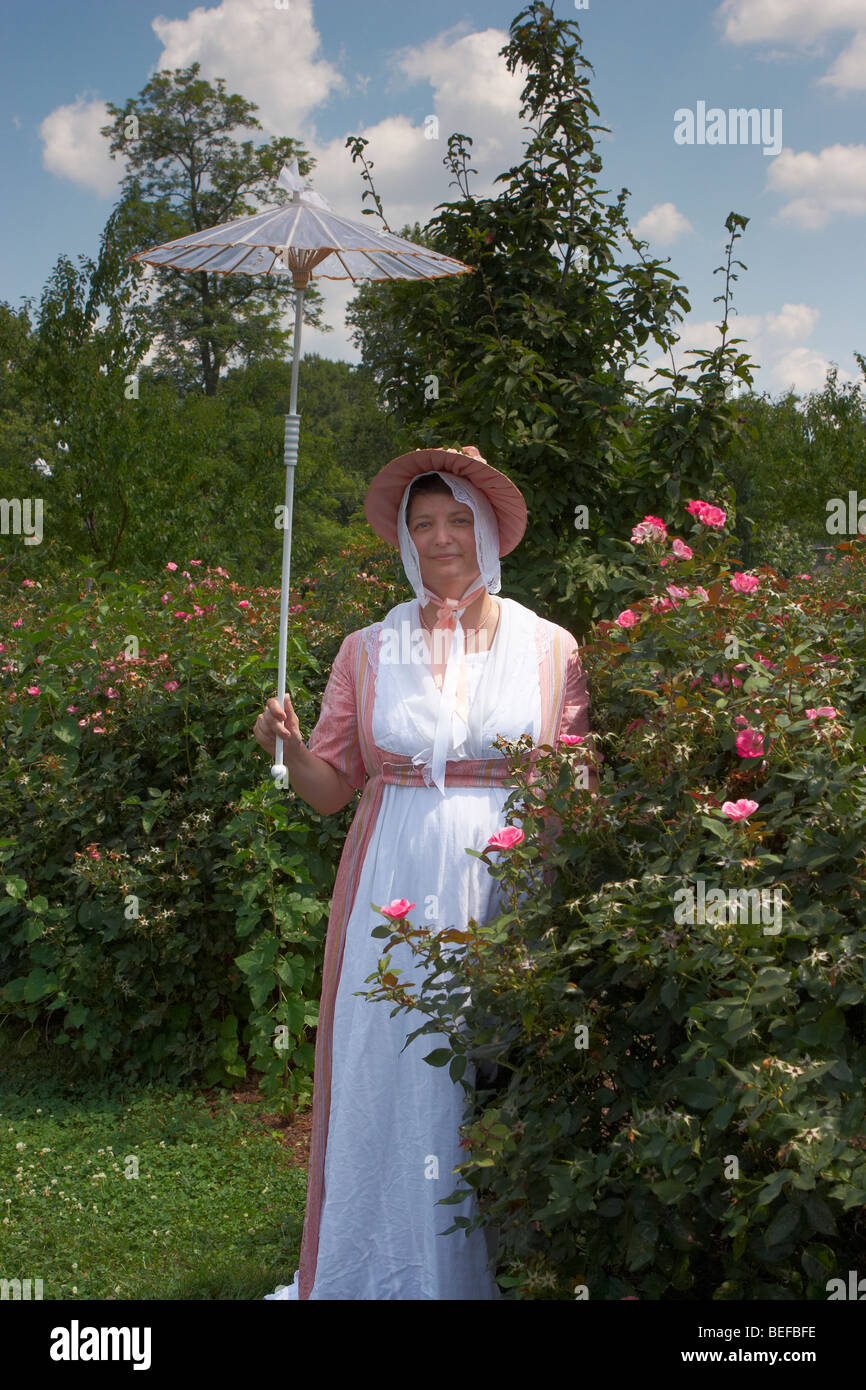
left=265, top=596, right=547, bottom=1299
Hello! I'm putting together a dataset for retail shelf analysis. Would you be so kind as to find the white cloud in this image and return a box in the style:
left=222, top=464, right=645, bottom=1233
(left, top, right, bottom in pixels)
left=716, top=0, right=866, bottom=90
left=39, top=93, right=122, bottom=195
left=633, top=202, right=693, bottom=244
left=37, top=0, right=344, bottom=196
left=820, top=27, right=866, bottom=91
left=766, top=143, right=866, bottom=227
left=151, top=0, right=346, bottom=137
left=762, top=303, right=820, bottom=341
left=717, top=0, right=866, bottom=46
left=768, top=345, right=850, bottom=393
left=632, top=302, right=848, bottom=396
left=395, top=25, right=525, bottom=127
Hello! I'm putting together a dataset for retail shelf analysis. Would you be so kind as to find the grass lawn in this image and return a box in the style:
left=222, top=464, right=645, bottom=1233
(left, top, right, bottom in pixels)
left=0, top=1036, right=310, bottom=1300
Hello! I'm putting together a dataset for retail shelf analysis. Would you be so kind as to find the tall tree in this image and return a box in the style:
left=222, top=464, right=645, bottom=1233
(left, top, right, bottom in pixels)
left=102, top=63, right=329, bottom=395
left=344, top=1, right=755, bottom=631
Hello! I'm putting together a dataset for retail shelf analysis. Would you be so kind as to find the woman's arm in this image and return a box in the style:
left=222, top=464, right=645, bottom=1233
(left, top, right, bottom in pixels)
left=285, top=739, right=358, bottom=815
left=253, top=695, right=358, bottom=815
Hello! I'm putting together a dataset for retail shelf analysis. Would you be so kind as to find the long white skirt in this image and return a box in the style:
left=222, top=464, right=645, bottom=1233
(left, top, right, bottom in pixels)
left=264, top=779, right=509, bottom=1300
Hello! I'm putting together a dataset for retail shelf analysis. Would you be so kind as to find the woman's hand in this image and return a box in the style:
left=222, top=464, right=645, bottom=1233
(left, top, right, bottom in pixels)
left=254, top=694, right=303, bottom=761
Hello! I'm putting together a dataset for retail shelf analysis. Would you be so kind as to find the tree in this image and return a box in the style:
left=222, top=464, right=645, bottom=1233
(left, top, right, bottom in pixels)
left=0, top=303, right=54, bottom=487
left=101, top=63, right=329, bottom=395
left=727, top=364, right=866, bottom=574
left=344, top=1, right=756, bottom=633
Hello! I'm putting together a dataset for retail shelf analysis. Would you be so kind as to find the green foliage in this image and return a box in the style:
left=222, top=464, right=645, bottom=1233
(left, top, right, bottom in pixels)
left=362, top=512, right=866, bottom=1299
left=1, top=323, right=401, bottom=588
left=0, top=540, right=400, bottom=1110
left=726, top=368, right=866, bottom=574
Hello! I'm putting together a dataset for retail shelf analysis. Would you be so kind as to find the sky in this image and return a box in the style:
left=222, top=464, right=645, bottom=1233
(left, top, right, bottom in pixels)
left=1, top=0, right=865, bottom=398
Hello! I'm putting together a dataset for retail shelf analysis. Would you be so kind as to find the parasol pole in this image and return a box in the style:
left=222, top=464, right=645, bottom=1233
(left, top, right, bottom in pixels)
left=271, top=223, right=308, bottom=783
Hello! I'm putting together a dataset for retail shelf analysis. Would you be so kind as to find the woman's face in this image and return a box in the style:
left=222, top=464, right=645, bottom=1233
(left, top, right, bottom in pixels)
left=407, top=491, right=480, bottom=596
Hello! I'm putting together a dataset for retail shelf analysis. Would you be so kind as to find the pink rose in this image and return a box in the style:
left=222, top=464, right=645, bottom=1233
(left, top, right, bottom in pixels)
left=165, top=561, right=178, bottom=571
left=164, top=681, right=179, bottom=692
left=631, top=515, right=667, bottom=544
left=666, top=584, right=690, bottom=600
left=21, top=579, right=37, bottom=588
left=722, top=799, right=759, bottom=820
left=238, top=600, right=250, bottom=610
left=686, top=499, right=726, bottom=528
left=730, top=572, right=759, bottom=594
left=693, top=586, right=709, bottom=601
left=380, top=898, right=416, bottom=918
left=26, top=685, right=40, bottom=695
left=616, top=609, right=638, bottom=628
left=806, top=706, right=838, bottom=720
left=736, top=728, right=764, bottom=758
left=487, top=827, right=525, bottom=850
left=560, top=734, right=584, bottom=745
left=672, top=538, right=693, bottom=559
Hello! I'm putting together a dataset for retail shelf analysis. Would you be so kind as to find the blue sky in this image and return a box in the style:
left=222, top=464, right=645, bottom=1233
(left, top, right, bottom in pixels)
left=1, top=0, right=864, bottom=397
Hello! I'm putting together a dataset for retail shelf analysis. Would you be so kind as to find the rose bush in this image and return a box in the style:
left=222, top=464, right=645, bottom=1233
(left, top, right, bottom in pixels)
left=363, top=509, right=866, bottom=1299
left=0, top=535, right=401, bottom=1112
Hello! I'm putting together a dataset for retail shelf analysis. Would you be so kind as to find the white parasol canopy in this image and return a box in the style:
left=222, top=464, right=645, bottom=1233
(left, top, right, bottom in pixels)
left=129, top=157, right=473, bottom=783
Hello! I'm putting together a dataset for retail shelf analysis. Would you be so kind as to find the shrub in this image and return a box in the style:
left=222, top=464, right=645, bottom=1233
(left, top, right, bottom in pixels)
left=363, top=510, right=866, bottom=1299
left=0, top=537, right=401, bottom=1111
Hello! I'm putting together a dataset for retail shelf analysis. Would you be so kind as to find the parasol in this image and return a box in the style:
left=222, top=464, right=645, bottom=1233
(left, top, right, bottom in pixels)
left=129, top=157, right=473, bottom=781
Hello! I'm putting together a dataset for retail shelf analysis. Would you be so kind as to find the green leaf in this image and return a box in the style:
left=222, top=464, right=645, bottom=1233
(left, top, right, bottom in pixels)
left=53, top=721, right=81, bottom=745
left=677, top=1078, right=718, bottom=1110
left=449, top=1053, right=467, bottom=1083
left=755, top=1169, right=796, bottom=1206
left=423, top=1048, right=452, bottom=1067
left=651, top=1178, right=685, bottom=1204
left=764, top=1201, right=800, bottom=1249
left=803, top=1194, right=835, bottom=1236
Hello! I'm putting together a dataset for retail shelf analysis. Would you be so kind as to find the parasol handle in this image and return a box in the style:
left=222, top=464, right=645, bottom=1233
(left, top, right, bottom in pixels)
left=271, top=284, right=305, bottom=783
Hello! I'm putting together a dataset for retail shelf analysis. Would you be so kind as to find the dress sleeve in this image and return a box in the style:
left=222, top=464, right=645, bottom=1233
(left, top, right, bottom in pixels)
left=538, top=635, right=597, bottom=876
left=306, top=633, right=367, bottom=793
left=557, top=638, right=592, bottom=745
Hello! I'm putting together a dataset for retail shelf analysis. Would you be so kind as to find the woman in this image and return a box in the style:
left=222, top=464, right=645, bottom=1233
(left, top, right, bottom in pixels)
left=254, top=444, right=592, bottom=1300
